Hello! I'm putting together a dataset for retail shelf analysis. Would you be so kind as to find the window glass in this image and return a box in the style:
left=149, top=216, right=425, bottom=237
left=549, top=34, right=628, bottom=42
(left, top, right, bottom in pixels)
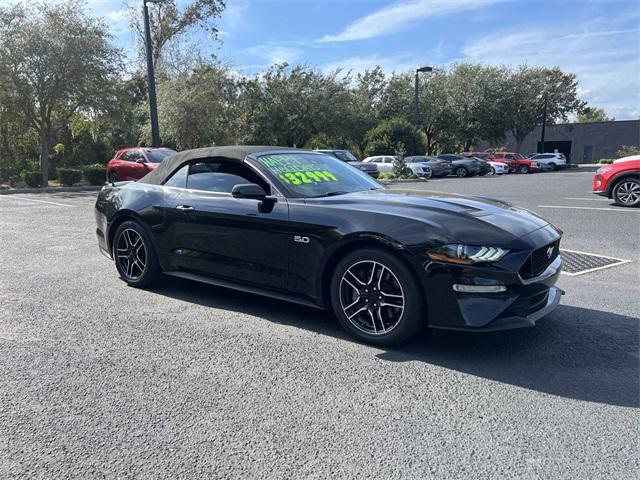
left=505, top=154, right=514, bottom=159
left=121, top=151, right=134, bottom=161
left=163, top=165, right=188, bottom=188
left=255, top=152, right=381, bottom=198
left=186, top=160, right=269, bottom=193
left=145, top=149, right=177, bottom=163
left=333, top=150, right=358, bottom=162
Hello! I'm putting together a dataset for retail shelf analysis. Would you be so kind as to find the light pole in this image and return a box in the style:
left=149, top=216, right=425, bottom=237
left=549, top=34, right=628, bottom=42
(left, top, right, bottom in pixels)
left=414, top=66, right=433, bottom=127
left=143, top=0, right=161, bottom=147
left=539, top=93, right=547, bottom=153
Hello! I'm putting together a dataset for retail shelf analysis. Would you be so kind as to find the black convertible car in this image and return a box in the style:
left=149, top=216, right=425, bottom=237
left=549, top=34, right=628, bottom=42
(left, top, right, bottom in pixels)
left=95, top=146, right=563, bottom=345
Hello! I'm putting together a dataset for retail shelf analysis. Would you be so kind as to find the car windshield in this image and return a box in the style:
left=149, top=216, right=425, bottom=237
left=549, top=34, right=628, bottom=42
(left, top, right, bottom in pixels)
left=333, top=150, right=359, bottom=162
left=145, top=148, right=177, bottom=163
left=255, top=152, right=381, bottom=198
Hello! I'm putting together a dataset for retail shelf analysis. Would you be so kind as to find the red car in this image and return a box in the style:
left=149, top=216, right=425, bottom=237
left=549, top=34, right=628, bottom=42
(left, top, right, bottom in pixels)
left=107, top=147, right=177, bottom=182
left=489, top=152, right=540, bottom=174
left=593, top=156, right=640, bottom=207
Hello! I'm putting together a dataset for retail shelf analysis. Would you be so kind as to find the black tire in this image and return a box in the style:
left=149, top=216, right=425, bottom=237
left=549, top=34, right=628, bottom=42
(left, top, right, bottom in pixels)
left=518, top=165, right=529, bottom=174
left=112, top=220, right=161, bottom=287
left=612, top=178, right=640, bottom=207
left=454, top=167, right=468, bottom=177
left=109, top=171, right=118, bottom=183
left=548, top=162, right=556, bottom=171
left=330, top=248, right=426, bottom=346
left=488, top=167, right=496, bottom=176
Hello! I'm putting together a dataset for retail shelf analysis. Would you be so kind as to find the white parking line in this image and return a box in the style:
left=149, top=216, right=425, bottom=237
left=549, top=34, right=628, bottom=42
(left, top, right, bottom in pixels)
left=0, top=196, right=76, bottom=208
left=563, top=197, right=611, bottom=201
left=538, top=205, right=639, bottom=212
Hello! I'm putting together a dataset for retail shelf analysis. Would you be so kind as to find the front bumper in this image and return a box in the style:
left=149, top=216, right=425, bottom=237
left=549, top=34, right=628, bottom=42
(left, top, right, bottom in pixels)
left=417, top=230, right=564, bottom=332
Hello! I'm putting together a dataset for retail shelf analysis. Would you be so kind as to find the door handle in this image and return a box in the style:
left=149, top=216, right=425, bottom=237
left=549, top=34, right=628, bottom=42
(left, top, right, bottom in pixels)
left=176, top=205, right=194, bottom=211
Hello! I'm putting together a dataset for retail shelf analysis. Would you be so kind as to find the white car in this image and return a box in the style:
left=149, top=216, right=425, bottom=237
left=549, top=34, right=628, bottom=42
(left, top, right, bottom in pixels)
left=529, top=153, right=567, bottom=170
left=486, top=161, right=509, bottom=175
left=363, top=155, right=432, bottom=178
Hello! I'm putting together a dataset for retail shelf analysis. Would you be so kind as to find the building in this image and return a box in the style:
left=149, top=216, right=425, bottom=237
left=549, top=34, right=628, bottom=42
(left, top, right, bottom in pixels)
left=476, top=120, right=640, bottom=164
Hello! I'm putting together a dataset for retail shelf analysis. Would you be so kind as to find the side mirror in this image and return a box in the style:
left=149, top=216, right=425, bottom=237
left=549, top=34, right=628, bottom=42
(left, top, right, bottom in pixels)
left=231, top=183, right=271, bottom=201
left=135, top=158, right=148, bottom=164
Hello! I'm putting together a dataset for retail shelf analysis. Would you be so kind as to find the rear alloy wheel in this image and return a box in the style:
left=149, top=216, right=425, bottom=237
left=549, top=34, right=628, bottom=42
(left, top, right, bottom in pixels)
left=613, top=178, right=640, bottom=207
left=109, top=171, right=118, bottom=183
left=518, top=165, right=529, bottom=174
left=330, top=248, right=425, bottom=346
left=113, top=221, right=160, bottom=287
left=455, top=167, right=468, bottom=177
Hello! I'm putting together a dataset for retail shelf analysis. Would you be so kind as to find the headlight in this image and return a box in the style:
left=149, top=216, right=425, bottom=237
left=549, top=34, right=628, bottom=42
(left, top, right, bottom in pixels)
left=428, top=244, right=508, bottom=264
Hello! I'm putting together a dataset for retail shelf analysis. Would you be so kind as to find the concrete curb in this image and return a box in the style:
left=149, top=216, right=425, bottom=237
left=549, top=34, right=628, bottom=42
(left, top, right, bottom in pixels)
left=0, top=185, right=103, bottom=195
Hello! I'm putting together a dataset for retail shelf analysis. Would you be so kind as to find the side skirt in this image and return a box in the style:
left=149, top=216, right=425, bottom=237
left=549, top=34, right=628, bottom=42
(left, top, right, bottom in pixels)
left=163, top=271, right=325, bottom=310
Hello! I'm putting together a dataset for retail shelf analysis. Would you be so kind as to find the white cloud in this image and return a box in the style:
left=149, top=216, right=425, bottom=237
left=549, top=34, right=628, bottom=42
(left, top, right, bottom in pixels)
left=247, top=46, right=301, bottom=65
left=320, top=54, right=427, bottom=76
left=317, top=0, right=506, bottom=43
left=461, top=21, right=640, bottom=119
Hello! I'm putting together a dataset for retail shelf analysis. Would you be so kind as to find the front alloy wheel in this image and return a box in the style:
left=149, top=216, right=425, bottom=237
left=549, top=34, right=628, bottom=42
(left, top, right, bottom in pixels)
left=339, top=260, right=405, bottom=335
left=331, top=248, right=425, bottom=346
left=488, top=167, right=496, bottom=176
left=455, top=167, right=468, bottom=177
left=613, top=179, right=640, bottom=207
left=518, top=165, right=529, bottom=174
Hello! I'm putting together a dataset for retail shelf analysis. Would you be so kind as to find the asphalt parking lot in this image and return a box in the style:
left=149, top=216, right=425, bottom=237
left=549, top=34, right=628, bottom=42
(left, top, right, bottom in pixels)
left=1, top=170, right=638, bottom=479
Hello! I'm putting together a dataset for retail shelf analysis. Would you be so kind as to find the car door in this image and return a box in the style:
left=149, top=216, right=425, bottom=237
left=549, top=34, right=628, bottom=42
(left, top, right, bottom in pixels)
left=128, top=150, right=152, bottom=180
left=167, top=159, right=290, bottom=290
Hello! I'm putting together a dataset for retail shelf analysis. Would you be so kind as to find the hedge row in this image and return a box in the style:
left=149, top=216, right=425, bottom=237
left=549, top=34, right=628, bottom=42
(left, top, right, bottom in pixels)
left=19, top=165, right=107, bottom=188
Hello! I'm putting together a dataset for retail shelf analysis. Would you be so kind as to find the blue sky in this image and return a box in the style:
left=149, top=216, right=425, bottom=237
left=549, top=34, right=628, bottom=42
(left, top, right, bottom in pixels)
left=33, top=1, right=640, bottom=119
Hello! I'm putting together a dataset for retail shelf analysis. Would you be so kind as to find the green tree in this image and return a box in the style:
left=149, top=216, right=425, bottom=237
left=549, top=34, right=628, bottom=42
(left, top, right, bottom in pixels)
left=129, top=0, right=225, bottom=73
left=577, top=107, right=613, bottom=123
left=152, top=63, right=239, bottom=150
left=503, top=65, right=585, bottom=152
left=364, top=118, right=426, bottom=157
left=237, top=64, right=356, bottom=148
left=0, top=0, right=122, bottom=183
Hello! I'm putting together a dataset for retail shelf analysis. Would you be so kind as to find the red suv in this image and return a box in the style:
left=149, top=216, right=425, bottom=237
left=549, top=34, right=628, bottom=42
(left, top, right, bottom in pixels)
left=593, top=156, right=640, bottom=207
left=489, top=152, right=540, bottom=173
left=107, top=147, right=177, bottom=182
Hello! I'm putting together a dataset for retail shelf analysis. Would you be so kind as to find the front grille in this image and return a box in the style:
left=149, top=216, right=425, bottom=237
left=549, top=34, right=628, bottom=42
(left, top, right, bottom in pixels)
left=520, top=240, right=559, bottom=280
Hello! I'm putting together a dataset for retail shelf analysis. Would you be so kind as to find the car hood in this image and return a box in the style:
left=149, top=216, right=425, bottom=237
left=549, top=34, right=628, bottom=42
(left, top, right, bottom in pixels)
left=309, top=188, right=551, bottom=245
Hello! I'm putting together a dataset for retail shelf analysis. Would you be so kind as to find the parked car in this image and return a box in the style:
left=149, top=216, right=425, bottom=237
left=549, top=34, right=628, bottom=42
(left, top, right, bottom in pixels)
left=107, top=147, right=177, bottom=182
left=529, top=153, right=567, bottom=170
left=315, top=149, right=379, bottom=178
left=405, top=156, right=452, bottom=177
left=437, top=154, right=481, bottom=177
left=593, top=155, right=640, bottom=207
left=490, top=152, right=541, bottom=174
left=362, top=155, right=432, bottom=178
left=95, top=145, right=564, bottom=346
left=486, top=161, right=509, bottom=175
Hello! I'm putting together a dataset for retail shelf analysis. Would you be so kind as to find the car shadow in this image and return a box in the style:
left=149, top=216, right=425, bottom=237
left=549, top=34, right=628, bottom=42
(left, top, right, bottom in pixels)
left=150, top=277, right=639, bottom=408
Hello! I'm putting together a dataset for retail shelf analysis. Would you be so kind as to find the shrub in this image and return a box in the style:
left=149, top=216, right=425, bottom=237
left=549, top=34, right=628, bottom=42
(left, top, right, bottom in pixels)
left=616, top=145, right=640, bottom=158
left=364, top=118, right=427, bottom=157
left=22, top=171, right=43, bottom=188
left=82, top=165, right=107, bottom=185
left=598, top=158, right=614, bottom=164
left=378, top=172, right=396, bottom=180
left=57, top=168, right=82, bottom=186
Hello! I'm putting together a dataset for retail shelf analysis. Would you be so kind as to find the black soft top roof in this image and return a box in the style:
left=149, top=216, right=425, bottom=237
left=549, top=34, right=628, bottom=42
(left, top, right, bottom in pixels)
left=138, top=145, right=300, bottom=185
